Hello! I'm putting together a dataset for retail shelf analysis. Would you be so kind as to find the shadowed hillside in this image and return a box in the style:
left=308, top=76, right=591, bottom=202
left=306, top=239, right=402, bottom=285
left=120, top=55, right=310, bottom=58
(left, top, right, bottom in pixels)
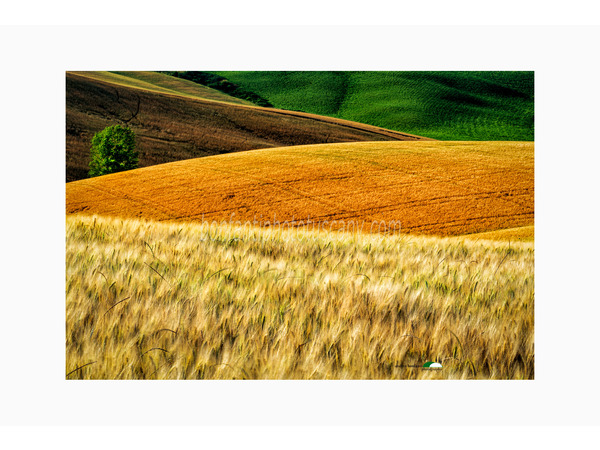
left=66, top=72, right=430, bottom=182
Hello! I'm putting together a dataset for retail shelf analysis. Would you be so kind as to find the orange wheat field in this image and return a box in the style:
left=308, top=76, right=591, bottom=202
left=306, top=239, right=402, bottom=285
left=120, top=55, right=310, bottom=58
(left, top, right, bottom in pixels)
left=66, top=141, right=533, bottom=239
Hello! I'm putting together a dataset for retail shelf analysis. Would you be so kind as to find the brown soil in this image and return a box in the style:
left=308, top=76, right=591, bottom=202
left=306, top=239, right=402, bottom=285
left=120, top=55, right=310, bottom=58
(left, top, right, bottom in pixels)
left=66, top=72, right=430, bottom=182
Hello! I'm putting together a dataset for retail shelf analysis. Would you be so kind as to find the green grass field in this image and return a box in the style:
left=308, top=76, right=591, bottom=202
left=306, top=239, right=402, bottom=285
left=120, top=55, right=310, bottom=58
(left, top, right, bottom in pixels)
left=212, top=71, right=534, bottom=141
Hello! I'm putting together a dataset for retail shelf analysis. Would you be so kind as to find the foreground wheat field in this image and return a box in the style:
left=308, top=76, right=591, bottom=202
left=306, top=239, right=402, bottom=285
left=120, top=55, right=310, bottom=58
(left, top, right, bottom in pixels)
left=66, top=214, right=534, bottom=379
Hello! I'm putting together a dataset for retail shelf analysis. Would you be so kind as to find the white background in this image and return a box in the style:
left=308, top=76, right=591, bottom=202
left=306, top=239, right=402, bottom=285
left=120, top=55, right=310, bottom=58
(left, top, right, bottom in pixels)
left=1, top=1, right=599, bottom=447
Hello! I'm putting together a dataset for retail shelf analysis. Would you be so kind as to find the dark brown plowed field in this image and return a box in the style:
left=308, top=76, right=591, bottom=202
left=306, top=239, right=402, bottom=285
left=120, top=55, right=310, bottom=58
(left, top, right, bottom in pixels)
left=66, top=72, right=430, bottom=182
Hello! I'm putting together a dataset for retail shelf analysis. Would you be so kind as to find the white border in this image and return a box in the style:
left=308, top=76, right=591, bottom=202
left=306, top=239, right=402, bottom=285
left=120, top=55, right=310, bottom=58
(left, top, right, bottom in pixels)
left=2, top=1, right=600, bottom=26
left=1, top=25, right=600, bottom=429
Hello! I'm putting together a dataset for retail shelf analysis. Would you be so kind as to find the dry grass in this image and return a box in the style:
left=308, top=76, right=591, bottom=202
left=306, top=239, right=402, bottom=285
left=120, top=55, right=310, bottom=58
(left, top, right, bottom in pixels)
left=464, top=226, right=534, bottom=242
left=66, top=214, right=534, bottom=380
left=67, top=141, right=534, bottom=239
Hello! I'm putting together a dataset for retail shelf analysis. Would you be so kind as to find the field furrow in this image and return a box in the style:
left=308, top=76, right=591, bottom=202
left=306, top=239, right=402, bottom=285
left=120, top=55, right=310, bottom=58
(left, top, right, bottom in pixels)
left=67, top=141, right=534, bottom=240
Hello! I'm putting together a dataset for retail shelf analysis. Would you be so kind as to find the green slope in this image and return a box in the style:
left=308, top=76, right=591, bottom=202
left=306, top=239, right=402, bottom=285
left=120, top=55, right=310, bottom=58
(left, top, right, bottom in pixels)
left=212, top=71, right=534, bottom=140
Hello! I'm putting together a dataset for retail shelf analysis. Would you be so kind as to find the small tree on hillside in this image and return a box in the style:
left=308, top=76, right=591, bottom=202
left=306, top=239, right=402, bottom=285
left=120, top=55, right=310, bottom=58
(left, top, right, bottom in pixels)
left=89, top=125, right=138, bottom=177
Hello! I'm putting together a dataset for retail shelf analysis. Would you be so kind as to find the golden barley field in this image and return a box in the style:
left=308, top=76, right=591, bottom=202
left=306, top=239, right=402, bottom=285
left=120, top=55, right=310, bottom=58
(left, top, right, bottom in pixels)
left=67, top=141, right=534, bottom=240
left=66, top=214, right=534, bottom=380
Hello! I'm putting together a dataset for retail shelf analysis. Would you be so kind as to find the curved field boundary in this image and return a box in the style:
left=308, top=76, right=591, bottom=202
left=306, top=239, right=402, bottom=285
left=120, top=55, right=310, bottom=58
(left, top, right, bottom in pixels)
left=68, top=72, right=431, bottom=141
left=462, top=225, right=534, bottom=242
left=68, top=71, right=255, bottom=106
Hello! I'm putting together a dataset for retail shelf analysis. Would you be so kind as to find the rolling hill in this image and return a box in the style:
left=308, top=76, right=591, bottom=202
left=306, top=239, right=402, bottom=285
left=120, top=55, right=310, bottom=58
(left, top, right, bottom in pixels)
left=66, top=141, right=534, bottom=239
left=210, top=71, right=534, bottom=141
left=66, top=71, right=429, bottom=182
left=69, top=71, right=257, bottom=105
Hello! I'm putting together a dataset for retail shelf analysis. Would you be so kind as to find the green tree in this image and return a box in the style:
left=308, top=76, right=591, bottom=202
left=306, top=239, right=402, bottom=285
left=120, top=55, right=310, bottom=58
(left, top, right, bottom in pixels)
left=88, top=125, right=138, bottom=177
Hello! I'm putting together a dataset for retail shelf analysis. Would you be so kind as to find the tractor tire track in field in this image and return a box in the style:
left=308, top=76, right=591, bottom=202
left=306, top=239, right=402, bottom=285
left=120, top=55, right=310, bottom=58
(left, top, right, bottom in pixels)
left=82, top=183, right=180, bottom=220
left=292, top=148, right=533, bottom=223
left=304, top=189, right=533, bottom=220
left=322, top=148, right=533, bottom=211
left=201, top=165, right=356, bottom=217
left=195, top=164, right=398, bottom=230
